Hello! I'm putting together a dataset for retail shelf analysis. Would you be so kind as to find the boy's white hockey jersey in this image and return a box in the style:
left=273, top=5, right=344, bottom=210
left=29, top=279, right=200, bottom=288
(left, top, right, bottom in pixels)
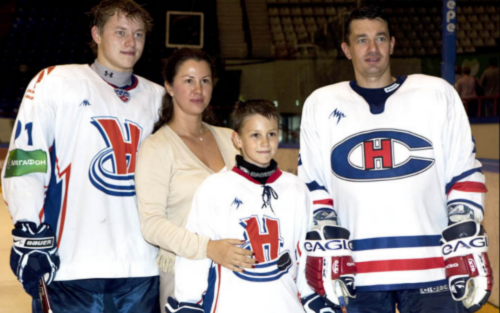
left=298, top=74, right=486, bottom=292
left=175, top=167, right=315, bottom=313
left=1, top=64, right=164, bottom=281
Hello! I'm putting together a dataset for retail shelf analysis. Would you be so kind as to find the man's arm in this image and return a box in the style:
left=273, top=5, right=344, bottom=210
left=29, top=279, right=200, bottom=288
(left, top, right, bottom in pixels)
left=296, top=185, right=335, bottom=313
left=2, top=67, right=59, bottom=298
left=298, top=93, right=338, bottom=224
left=2, top=67, right=56, bottom=223
left=298, top=94, right=356, bottom=311
left=441, top=82, right=492, bottom=312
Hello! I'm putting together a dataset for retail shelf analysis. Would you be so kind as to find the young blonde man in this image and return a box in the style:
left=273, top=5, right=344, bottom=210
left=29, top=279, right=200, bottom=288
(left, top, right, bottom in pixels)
left=2, top=1, right=164, bottom=312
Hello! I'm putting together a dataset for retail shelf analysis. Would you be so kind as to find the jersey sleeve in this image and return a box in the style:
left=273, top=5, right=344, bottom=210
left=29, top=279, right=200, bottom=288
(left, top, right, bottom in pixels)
left=296, top=183, right=316, bottom=300
left=298, top=92, right=338, bottom=224
left=135, top=138, right=210, bottom=259
left=443, top=81, right=487, bottom=222
left=174, top=179, right=216, bottom=305
left=1, top=67, right=57, bottom=225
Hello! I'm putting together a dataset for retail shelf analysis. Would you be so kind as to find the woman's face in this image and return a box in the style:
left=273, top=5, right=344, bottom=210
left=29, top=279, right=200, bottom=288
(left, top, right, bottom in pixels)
left=166, top=59, right=213, bottom=118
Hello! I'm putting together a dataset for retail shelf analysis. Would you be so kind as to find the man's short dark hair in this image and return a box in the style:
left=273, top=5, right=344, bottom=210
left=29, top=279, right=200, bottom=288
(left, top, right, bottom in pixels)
left=344, top=5, right=392, bottom=44
left=231, top=99, right=281, bottom=134
left=88, top=0, right=153, bottom=54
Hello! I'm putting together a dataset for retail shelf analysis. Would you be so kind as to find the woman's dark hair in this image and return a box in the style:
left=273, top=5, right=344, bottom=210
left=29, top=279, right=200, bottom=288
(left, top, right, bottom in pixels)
left=344, top=5, right=392, bottom=44
left=153, top=48, right=217, bottom=133
left=231, top=99, right=281, bottom=134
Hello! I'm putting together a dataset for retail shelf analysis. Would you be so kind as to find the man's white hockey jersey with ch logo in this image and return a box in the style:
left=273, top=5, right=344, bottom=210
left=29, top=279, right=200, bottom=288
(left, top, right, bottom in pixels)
left=298, top=74, right=486, bottom=292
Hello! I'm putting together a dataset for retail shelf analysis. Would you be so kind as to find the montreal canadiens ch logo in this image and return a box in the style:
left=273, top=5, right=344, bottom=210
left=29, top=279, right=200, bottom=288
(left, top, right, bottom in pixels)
left=236, top=216, right=292, bottom=282
left=331, top=129, right=434, bottom=182
left=89, top=117, right=142, bottom=196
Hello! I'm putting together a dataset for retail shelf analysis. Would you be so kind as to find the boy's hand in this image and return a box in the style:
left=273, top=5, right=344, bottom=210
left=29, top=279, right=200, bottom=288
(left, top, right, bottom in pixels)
left=207, top=239, right=255, bottom=273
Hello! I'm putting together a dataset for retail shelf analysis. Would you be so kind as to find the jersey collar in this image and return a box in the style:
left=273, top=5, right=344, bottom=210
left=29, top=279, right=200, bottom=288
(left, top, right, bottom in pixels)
left=232, top=166, right=282, bottom=185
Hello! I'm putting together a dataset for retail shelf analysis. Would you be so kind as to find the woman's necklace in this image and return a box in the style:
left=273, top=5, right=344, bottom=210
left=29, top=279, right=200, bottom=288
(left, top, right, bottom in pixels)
left=198, top=124, right=206, bottom=141
left=171, top=123, right=206, bottom=142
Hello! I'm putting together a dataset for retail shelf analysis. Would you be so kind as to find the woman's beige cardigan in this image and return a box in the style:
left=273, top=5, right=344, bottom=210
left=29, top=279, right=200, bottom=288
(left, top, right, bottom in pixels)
left=135, top=123, right=239, bottom=273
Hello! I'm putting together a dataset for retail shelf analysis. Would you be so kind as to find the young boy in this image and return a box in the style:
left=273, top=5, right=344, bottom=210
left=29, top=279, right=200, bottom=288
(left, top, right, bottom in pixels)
left=166, top=99, right=335, bottom=313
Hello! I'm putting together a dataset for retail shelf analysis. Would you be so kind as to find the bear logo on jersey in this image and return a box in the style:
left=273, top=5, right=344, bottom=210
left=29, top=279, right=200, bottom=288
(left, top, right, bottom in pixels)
left=331, top=129, right=434, bottom=182
left=89, top=117, right=142, bottom=196
left=236, top=215, right=292, bottom=282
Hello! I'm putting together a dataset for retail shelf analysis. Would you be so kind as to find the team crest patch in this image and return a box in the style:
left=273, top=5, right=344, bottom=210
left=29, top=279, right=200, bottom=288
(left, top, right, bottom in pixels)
left=236, top=215, right=292, bottom=282
left=89, top=117, right=142, bottom=196
left=115, top=89, right=131, bottom=102
left=331, top=129, right=435, bottom=182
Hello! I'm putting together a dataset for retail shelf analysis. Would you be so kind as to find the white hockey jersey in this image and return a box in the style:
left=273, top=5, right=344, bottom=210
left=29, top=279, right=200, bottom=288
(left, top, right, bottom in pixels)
left=1, top=64, right=164, bottom=281
left=174, top=167, right=315, bottom=313
left=298, top=74, right=486, bottom=292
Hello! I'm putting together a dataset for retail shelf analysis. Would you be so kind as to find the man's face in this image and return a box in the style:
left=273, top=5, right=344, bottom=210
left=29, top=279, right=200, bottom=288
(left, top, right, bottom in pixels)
left=92, top=12, right=146, bottom=72
left=341, top=18, right=395, bottom=85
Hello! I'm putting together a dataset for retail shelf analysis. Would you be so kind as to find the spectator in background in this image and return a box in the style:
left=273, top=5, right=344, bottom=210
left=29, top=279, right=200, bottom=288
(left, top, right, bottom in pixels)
left=480, top=57, right=500, bottom=96
left=455, top=64, right=479, bottom=116
left=455, top=64, right=478, bottom=99
left=480, top=57, right=499, bottom=116
left=454, top=65, right=462, bottom=83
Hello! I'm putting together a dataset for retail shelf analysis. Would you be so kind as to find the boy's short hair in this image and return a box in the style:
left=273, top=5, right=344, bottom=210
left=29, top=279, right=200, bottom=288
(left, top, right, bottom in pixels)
left=231, top=99, right=281, bottom=133
left=88, top=0, right=153, bottom=54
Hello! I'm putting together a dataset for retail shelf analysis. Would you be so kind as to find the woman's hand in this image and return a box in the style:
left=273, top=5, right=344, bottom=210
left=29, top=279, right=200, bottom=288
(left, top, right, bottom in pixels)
left=207, top=239, right=256, bottom=273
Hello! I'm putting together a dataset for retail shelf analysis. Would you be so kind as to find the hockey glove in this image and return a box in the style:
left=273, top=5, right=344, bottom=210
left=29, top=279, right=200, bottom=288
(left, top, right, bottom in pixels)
left=441, top=221, right=492, bottom=313
left=302, top=293, right=335, bottom=313
left=10, top=221, right=60, bottom=298
left=304, top=224, right=356, bottom=310
left=166, top=298, right=204, bottom=313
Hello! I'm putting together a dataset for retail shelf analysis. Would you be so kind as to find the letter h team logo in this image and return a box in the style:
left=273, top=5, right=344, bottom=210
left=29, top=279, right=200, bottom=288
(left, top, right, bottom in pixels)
left=363, top=138, right=393, bottom=170
left=236, top=216, right=293, bottom=282
left=331, top=129, right=434, bottom=182
left=89, top=117, right=142, bottom=196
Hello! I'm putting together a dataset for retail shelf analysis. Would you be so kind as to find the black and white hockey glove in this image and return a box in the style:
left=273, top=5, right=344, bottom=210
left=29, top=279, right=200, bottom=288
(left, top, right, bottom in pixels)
left=304, top=223, right=356, bottom=311
left=10, top=221, right=60, bottom=298
left=441, top=220, right=492, bottom=313
left=166, top=298, right=204, bottom=313
left=302, top=293, right=335, bottom=313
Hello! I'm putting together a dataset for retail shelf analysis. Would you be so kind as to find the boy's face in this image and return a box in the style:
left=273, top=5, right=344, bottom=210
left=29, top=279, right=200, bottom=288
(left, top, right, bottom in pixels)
left=233, top=114, right=279, bottom=168
left=92, top=12, right=146, bottom=72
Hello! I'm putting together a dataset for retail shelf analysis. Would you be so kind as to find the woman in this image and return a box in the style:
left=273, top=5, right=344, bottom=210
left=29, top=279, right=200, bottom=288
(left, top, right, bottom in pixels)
left=135, top=49, right=255, bottom=311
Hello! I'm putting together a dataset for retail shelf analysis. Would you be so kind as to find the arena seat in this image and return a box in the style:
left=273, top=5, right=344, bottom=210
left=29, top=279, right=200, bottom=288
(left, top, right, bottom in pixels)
left=314, top=7, right=325, bottom=15
left=279, top=7, right=291, bottom=15
left=282, top=16, right=292, bottom=25
left=291, top=7, right=302, bottom=16
left=292, top=16, right=303, bottom=25
left=302, top=7, right=313, bottom=16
